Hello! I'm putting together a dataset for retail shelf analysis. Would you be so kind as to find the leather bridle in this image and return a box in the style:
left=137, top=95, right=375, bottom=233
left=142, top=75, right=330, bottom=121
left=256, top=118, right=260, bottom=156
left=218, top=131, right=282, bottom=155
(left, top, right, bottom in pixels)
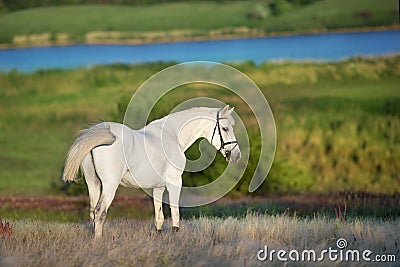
left=211, top=111, right=238, bottom=157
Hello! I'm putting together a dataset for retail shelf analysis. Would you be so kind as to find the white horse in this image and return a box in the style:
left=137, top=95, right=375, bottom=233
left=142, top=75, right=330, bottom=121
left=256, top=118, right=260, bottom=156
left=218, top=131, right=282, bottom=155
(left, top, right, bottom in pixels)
left=62, top=105, right=241, bottom=238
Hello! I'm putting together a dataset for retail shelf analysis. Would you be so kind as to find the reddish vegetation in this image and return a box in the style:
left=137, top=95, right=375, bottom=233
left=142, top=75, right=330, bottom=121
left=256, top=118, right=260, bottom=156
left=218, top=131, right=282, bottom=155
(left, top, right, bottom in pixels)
left=0, top=196, right=87, bottom=212
left=0, top=195, right=152, bottom=213
left=0, top=193, right=399, bottom=219
left=0, top=219, right=12, bottom=237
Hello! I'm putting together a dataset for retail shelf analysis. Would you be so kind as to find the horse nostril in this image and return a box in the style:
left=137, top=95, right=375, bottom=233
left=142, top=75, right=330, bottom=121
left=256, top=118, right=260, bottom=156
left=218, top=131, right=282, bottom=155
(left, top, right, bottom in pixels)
left=225, top=150, right=231, bottom=159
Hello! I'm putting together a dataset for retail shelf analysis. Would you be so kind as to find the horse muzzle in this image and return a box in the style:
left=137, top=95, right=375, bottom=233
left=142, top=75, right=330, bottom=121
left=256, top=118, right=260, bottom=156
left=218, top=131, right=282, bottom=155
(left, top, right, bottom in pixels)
left=225, top=147, right=241, bottom=163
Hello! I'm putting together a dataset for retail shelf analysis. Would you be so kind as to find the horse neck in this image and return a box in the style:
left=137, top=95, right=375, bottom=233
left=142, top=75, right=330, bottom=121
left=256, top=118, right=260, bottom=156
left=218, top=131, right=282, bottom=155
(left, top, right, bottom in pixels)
left=170, top=108, right=217, bottom=152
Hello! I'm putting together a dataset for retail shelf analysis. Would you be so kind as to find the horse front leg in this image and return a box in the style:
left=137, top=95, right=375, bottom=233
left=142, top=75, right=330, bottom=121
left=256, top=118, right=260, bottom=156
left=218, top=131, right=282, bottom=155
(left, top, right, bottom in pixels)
left=153, top=187, right=165, bottom=232
left=166, top=179, right=182, bottom=232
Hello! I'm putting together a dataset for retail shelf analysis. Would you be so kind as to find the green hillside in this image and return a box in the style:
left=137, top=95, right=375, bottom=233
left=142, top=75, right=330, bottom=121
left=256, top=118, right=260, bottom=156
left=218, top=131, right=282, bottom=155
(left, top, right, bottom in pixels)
left=0, top=0, right=398, bottom=47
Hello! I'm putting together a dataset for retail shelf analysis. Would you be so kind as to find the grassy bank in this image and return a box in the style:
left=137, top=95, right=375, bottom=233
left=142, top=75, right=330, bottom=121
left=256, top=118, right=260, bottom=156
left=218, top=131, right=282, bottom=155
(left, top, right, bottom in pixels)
left=0, top=0, right=398, bottom=47
left=0, top=214, right=399, bottom=266
left=0, top=56, right=399, bottom=196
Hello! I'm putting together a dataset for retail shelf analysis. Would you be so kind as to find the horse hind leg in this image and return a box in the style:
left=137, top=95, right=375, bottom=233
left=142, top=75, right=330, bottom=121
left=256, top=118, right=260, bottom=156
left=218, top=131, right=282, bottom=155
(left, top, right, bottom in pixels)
left=93, top=179, right=119, bottom=238
left=82, top=153, right=101, bottom=228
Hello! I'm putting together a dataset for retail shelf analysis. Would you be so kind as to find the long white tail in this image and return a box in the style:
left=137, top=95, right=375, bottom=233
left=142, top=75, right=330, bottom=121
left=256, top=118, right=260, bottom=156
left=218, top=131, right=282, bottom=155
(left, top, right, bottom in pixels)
left=62, top=122, right=116, bottom=182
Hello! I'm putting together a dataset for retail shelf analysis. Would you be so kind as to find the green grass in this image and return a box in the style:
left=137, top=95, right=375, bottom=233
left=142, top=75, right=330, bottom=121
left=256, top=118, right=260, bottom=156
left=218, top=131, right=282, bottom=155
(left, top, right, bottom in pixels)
left=264, top=0, right=399, bottom=32
left=0, top=0, right=398, bottom=45
left=0, top=65, right=162, bottom=194
left=0, top=57, right=399, bottom=196
left=0, top=2, right=255, bottom=44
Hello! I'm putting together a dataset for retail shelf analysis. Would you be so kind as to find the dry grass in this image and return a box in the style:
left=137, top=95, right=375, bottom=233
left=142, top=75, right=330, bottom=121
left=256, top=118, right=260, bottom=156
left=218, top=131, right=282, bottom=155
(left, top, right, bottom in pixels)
left=1, top=214, right=399, bottom=266
left=85, top=28, right=265, bottom=45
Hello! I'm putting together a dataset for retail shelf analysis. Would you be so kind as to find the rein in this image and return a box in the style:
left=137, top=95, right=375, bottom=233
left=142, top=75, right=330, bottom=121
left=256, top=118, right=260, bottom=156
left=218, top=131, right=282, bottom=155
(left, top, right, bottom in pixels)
left=211, top=111, right=238, bottom=154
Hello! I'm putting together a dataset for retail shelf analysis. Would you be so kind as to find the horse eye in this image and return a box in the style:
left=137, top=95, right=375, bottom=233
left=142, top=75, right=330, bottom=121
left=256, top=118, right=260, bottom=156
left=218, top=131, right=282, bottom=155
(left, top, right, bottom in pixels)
left=222, top=127, right=229, bottom=132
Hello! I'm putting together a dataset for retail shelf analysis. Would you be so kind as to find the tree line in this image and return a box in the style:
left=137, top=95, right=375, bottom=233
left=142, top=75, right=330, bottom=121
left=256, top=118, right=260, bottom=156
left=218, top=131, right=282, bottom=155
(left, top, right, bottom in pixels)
left=0, top=0, right=321, bottom=12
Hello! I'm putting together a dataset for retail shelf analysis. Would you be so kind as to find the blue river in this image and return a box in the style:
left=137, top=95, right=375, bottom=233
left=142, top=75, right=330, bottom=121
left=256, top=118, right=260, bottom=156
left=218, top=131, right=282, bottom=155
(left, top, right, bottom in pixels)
left=0, top=30, right=399, bottom=72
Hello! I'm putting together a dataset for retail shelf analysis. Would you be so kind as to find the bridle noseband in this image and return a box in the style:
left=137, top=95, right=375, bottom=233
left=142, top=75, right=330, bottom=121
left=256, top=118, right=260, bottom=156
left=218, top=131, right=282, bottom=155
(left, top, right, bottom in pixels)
left=211, top=111, right=238, bottom=156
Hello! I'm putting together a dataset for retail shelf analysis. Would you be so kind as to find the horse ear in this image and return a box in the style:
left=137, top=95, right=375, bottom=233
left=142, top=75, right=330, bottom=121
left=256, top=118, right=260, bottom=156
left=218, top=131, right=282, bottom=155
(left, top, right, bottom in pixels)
left=220, top=105, right=230, bottom=116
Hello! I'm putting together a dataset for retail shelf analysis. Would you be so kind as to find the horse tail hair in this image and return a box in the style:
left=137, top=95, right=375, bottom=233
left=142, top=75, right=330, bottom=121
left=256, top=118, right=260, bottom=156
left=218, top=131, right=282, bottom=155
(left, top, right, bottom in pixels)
left=62, top=122, right=116, bottom=183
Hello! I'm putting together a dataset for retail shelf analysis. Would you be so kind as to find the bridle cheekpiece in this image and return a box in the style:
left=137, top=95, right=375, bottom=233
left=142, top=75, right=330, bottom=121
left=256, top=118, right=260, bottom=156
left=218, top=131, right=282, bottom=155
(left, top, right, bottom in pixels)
left=211, top=111, right=238, bottom=158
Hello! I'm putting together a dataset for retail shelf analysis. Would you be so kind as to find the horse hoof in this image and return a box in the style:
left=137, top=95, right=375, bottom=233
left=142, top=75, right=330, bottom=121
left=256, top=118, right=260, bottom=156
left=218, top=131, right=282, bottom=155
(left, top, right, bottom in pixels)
left=172, top=226, right=179, bottom=232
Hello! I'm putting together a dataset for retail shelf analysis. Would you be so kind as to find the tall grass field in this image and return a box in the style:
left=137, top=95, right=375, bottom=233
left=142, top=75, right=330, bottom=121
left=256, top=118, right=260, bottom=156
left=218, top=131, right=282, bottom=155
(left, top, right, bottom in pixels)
left=1, top=214, right=399, bottom=266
